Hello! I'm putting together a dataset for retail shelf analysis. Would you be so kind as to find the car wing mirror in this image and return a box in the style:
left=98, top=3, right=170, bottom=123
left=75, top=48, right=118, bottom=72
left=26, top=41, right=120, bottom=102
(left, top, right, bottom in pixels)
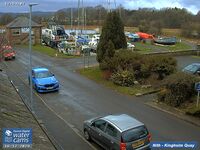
left=91, top=122, right=95, bottom=127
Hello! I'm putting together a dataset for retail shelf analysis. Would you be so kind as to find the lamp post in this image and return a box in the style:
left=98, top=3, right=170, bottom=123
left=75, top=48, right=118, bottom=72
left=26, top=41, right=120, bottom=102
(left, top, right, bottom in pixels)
left=29, top=3, right=38, bottom=111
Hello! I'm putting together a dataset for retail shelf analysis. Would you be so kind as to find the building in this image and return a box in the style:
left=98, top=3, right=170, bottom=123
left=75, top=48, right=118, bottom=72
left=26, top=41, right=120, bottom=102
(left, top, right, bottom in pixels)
left=6, top=17, right=42, bottom=45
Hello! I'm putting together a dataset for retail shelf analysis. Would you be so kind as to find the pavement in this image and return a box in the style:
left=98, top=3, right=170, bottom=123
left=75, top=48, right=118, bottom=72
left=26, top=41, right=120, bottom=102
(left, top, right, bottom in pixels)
left=0, top=63, right=56, bottom=150
left=146, top=101, right=200, bottom=127
left=3, top=46, right=200, bottom=150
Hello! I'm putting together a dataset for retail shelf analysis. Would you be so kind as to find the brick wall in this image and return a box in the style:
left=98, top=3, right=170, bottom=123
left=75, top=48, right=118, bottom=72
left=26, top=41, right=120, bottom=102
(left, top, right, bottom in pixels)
left=6, top=27, right=41, bottom=45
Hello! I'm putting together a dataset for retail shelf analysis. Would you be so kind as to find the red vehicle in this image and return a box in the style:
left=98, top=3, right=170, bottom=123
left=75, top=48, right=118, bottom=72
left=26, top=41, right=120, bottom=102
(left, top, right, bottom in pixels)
left=136, top=32, right=154, bottom=39
left=3, top=46, right=16, bottom=60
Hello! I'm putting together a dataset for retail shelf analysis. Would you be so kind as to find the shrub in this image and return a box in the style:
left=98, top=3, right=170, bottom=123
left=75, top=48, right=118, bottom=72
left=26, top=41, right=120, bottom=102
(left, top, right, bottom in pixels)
left=157, top=72, right=198, bottom=107
left=111, top=50, right=143, bottom=72
left=149, top=55, right=177, bottom=80
left=135, top=63, right=151, bottom=79
left=111, top=70, right=135, bottom=87
left=157, top=88, right=169, bottom=102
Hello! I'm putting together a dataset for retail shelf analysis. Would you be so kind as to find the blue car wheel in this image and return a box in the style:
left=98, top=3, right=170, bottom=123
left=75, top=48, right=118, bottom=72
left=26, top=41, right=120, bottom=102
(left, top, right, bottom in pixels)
left=34, top=84, right=38, bottom=92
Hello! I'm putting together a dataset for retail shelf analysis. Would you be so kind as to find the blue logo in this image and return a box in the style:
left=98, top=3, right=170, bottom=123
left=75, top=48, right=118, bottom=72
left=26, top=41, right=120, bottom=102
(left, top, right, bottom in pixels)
left=2, top=128, right=32, bottom=148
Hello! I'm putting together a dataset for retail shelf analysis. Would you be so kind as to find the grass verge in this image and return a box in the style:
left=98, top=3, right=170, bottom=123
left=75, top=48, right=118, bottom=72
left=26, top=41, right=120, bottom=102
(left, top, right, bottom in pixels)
left=181, top=101, right=200, bottom=118
left=78, top=66, right=154, bottom=96
left=133, top=41, right=193, bottom=53
left=20, top=44, right=78, bottom=58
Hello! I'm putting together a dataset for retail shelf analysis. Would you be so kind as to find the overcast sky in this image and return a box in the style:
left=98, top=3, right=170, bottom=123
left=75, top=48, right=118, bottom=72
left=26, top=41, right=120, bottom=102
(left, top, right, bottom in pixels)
left=0, top=0, right=199, bottom=14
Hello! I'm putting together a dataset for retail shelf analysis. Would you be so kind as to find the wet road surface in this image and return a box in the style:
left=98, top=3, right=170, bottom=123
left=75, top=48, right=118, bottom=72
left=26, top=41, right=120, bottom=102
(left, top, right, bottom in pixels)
left=4, top=47, right=200, bottom=150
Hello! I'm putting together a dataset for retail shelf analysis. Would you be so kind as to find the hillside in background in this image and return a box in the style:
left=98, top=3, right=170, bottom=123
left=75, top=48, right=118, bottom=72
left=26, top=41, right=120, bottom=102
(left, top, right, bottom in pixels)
left=0, top=6, right=199, bottom=39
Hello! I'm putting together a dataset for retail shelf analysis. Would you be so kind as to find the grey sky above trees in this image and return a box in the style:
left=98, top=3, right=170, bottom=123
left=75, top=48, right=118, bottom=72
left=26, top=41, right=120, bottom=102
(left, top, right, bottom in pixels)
left=0, top=0, right=199, bottom=14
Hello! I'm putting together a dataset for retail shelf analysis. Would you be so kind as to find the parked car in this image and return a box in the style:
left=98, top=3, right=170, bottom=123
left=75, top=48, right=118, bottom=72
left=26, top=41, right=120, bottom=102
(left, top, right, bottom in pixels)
left=83, top=114, right=151, bottom=150
left=29, top=67, right=59, bottom=93
left=127, top=42, right=135, bottom=50
left=182, top=63, right=200, bottom=75
left=3, top=47, right=16, bottom=60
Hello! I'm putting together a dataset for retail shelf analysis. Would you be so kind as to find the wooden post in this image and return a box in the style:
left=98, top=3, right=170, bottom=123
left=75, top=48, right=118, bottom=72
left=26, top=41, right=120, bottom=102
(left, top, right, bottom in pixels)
left=197, top=91, right=200, bottom=108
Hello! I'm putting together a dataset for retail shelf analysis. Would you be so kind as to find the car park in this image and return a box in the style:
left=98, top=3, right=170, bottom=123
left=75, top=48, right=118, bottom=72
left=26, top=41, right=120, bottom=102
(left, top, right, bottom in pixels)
left=182, top=63, right=200, bottom=75
left=83, top=114, right=151, bottom=150
left=29, top=67, right=59, bottom=93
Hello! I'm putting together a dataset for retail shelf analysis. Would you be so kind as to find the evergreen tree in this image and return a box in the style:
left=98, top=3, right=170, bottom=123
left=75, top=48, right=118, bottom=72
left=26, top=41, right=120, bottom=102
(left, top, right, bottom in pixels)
left=97, top=11, right=127, bottom=63
left=105, top=40, right=115, bottom=58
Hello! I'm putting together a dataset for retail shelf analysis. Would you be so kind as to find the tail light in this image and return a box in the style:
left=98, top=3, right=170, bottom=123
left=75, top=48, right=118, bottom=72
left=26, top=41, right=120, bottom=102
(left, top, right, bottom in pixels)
left=120, top=142, right=126, bottom=150
left=147, top=133, right=152, bottom=141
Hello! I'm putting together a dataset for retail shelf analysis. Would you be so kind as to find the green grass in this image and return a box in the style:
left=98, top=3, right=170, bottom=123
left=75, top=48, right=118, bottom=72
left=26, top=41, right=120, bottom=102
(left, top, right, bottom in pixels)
left=33, top=45, right=79, bottom=58
left=79, top=66, right=154, bottom=96
left=20, top=44, right=78, bottom=58
left=192, top=55, right=200, bottom=59
left=133, top=41, right=193, bottom=54
left=182, top=103, right=200, bottom=118
left=167, top=42, right=193, bottom=51
left=133, top=42, right=155, bottom=53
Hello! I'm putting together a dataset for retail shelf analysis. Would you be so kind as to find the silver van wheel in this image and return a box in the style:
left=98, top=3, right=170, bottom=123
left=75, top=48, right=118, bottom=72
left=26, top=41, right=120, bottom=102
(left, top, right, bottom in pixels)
left=84, top=130, right=90, bottom=141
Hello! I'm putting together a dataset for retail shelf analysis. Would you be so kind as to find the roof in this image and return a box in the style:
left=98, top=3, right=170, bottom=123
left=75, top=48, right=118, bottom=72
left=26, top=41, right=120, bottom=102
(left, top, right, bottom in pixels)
left=32, top=67, right=49, bottom=72
left=103, top=114, right=143, bottom=132
left=6, top=17, right=41, bottom=28
left=184, top=63, right=200, bottom=68
left=191, top=63, right=200, bottom=66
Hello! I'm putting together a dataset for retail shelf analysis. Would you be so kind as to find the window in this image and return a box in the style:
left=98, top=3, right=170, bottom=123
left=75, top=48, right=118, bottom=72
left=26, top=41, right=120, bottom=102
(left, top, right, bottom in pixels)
left=185, top=64, right=200, bottom=73
left=93, top=120, right=106, bottom=131
left=12, top=29, right=20, bottom=36
left=105, top=124, right=118, bottom=138
left=57, top=29, right=65, bottom=36
left=122, top=126, right=148, bottom=142
left=35, top=71, right=53, bottom=78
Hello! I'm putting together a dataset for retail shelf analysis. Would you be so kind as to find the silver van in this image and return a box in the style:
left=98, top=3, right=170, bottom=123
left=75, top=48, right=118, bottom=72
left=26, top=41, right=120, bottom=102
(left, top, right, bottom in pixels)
left=83, top=114, right=151, bottom=150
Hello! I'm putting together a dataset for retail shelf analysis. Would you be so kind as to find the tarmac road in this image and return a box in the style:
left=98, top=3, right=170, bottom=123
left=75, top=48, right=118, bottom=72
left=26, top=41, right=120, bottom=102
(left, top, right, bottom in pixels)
left=4, top=47, right=200, bottom=150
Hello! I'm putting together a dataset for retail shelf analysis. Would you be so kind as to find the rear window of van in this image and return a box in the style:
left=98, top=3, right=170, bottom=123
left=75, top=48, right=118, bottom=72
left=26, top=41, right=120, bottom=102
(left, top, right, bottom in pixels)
left=122, top=126, right=148, bottom=142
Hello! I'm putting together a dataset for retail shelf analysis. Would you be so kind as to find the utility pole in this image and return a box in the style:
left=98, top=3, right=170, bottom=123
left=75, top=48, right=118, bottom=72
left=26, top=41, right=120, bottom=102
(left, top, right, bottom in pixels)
left=77, top=0, right=80, bottom=35
left=70, top=7, right=73, bottom=31
left=81, top=0, right=84, bottom=35
left=29, top=3, right=38, bottom=111
left=107, top=0, right=117, bottom=12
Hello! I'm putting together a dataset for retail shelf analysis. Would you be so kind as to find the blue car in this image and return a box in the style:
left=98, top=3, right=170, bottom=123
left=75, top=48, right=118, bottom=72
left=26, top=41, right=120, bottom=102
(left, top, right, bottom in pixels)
left=29, top=67, right=59, bottom=93
left=182, top=63, right=200, bottom=75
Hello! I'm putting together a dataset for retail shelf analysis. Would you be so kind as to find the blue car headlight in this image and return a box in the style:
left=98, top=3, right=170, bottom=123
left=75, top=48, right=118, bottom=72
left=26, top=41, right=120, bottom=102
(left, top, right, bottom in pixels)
left=54, top=81, right=59, bottom=85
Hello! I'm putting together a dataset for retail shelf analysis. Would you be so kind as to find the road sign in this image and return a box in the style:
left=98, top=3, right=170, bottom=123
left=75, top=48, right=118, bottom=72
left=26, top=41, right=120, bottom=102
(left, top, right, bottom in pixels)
left=195, top=82, right=200, bottom=91
left=195, top=82, right=200, bottom=107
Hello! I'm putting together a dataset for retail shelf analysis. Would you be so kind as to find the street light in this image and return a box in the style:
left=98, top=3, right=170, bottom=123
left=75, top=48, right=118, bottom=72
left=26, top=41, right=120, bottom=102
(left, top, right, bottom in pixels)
left=29, top=3, right=38, bottom=111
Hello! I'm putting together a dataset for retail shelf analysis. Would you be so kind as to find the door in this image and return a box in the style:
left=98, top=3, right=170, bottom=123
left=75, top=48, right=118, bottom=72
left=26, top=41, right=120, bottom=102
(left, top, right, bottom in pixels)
left=104, top=123, right=119, bottom=150
left=90, top=119, right=107, bottom=148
